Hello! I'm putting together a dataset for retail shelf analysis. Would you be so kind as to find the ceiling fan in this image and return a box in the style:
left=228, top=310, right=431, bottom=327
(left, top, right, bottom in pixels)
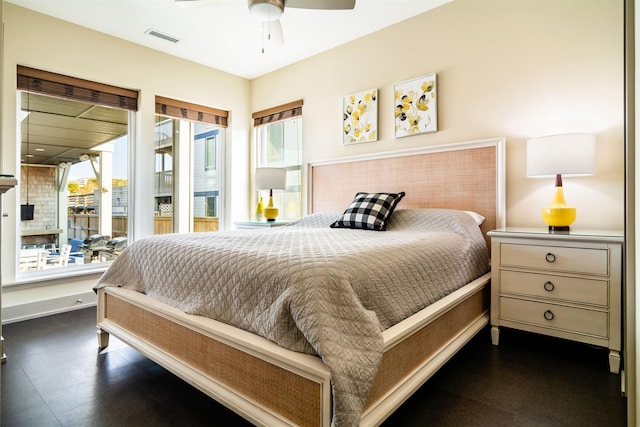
left=175, top=0, right=356, bottom=49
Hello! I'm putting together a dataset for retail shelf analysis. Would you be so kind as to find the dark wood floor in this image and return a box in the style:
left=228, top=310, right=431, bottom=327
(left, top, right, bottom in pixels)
left=1, top=307, right=627, bottom=426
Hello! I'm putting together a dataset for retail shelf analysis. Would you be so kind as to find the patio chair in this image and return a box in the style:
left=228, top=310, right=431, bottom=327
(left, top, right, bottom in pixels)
left=19, top=249, right=49, bottom=271
left=46, top=244, right=71, bottom=267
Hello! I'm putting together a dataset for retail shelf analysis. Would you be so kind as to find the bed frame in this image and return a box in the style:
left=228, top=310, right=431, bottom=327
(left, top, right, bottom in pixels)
left=97, top=137, right=505, bottom=426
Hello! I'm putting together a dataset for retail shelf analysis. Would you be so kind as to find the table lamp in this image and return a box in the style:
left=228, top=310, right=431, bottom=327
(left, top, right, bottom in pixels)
left=526, top=133, right=596, bottom=233
left=255, top=167, right=286, bottom=221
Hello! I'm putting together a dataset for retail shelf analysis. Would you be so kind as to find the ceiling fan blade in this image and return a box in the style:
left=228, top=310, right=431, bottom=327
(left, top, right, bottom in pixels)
left=285, top=0, right=355, bottom=10
left=262, top=19, right=284, bottom=46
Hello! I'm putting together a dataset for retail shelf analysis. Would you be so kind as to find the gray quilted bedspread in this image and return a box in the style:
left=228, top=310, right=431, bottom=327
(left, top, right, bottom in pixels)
left=95, top=208, right=489, bottom=426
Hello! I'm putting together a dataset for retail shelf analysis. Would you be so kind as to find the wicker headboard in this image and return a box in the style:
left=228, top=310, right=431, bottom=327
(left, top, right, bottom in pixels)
left=308, top=137, right=505, bottom=251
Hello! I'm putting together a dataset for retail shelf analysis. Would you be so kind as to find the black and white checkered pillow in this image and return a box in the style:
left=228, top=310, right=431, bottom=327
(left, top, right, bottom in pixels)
left=330, top=191, right=406, bottom=231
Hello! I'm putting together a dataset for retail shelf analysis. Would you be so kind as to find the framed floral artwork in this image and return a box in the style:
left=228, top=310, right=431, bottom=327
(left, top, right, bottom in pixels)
left=394, top=73, right=437, bottom=138
left=342, top=88, right=378, bottom=145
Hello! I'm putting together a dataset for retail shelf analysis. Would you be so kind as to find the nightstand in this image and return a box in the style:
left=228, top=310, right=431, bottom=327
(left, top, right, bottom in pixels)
left=234, top=221, right=291, bottom=229
left=488, top=228, right=623, bottom=373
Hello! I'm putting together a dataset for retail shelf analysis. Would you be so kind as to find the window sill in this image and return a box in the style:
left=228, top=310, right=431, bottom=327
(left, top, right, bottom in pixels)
left=6, top=263, right=109, bottom=288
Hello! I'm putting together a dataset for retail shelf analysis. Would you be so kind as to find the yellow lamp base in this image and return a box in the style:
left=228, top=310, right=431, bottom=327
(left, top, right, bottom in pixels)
left=542, top=207, right=576, bottom=233
left=264, top=207, right=279, bottom=221
left=541, top=183, right=576, bottom=233
left=264, top=196, right=279, bottom=221
left=255, top=196, right=264, bottom=221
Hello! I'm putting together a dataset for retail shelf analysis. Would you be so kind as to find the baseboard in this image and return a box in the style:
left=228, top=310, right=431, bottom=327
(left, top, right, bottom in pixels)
left=2, top=291, right=97, bottom=324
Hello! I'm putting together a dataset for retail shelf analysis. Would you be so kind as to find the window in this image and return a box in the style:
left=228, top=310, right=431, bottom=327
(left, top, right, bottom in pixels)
left=193, top=123, right=222, bottom=232
left=154, top=115, right=175, bottom=232
left=154, top=96, right=228, bottom=234
left=17, top=66, right=137, bottom=274
left=206, top=196, right=217, bottom=217
left=253, top=100, right=303, bottom=221
left=205, top=135, right=217, bottom=171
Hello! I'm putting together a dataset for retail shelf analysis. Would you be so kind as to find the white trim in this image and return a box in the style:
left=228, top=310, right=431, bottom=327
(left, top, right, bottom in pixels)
left=495, top=137, right=507, bottom=228
left=308, top=137, right=502, bottom=168
left=2, top=291, right=97, bottom=324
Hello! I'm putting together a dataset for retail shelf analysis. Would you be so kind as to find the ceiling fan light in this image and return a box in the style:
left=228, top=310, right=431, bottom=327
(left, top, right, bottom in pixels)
left=249, top=0, right=283, bottom=22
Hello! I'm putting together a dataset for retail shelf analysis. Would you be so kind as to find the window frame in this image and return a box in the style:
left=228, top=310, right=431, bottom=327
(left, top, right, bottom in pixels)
left=16, top=64, right=139, bottom=281
left=253, top=100, right=303, bottom=222
left=205, top=134, right=218, bottom=172
left=154, top=96, right=228, bottom=234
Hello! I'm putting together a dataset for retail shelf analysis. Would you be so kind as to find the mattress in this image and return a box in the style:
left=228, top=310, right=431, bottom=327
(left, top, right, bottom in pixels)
left=95, top=208, right=489, bottom=426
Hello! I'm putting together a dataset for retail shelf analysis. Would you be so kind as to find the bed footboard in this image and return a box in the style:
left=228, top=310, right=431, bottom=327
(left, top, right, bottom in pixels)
left=362, top=273, right=490, bottom=425
left=97, top=286, right=332, bottom=427
left=96, top=272, right=489, bottom=427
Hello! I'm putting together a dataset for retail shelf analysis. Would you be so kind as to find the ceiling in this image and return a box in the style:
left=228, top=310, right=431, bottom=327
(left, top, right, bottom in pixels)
left=20, top=92, right=128, bottom=167
left=13, top=0, right=450, bottom=168
left=6, top=0, right=451, bottom=79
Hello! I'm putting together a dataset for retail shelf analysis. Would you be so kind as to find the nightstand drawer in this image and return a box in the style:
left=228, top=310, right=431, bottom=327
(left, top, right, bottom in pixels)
left=500, top=243, right=608, bottom=275
left=501, top=270, right=608, bottom=306
left=500, top=297, right=608, bottom=338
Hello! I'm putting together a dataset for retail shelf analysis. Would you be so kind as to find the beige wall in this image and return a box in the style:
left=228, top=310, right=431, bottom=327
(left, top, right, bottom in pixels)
left=252, top=0, right=624, bottom=230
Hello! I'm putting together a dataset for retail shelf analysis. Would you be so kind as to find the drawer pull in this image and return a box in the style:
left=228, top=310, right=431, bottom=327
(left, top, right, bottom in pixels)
left=545, top=253, right=556, bottom=263
left=543, top=310, right=555, bottom=321
left=543, top=281, right=555, bottom=292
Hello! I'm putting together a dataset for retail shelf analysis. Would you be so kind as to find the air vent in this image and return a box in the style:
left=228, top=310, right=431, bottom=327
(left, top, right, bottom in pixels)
left=145, top=29, right=180, bottom=44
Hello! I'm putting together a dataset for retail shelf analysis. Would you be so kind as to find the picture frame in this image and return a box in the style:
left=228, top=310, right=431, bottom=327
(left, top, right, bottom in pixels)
left=342, top=88, right=378, bottom=145
left=394, top=73, right=437, bottom=138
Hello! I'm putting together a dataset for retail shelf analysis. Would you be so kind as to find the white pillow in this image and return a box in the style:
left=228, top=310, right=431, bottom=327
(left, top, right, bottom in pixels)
left=464, top=210, right=486, bottom=226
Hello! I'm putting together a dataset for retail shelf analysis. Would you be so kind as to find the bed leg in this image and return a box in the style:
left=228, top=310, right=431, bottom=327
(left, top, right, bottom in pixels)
left=609, top=350, right=621, bottom=374
left=97, top=326, right=110, bottom=350
left=491, top=325, right=500, bottom=345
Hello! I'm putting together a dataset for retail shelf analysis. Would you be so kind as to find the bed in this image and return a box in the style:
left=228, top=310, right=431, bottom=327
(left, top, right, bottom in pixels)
left=95, top=137, right=505, bottom=426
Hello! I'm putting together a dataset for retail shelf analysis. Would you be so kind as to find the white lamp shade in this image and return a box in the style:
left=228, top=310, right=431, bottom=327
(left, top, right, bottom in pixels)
left=255, top=167, right=286, bottom=190
left=527, top=133, right=596, bottom=178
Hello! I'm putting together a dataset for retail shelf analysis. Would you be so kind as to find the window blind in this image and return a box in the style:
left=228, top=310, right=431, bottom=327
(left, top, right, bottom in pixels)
left=155, top=96, right=228, bottom=127
left=252, top=99, right=303, bottom=126
left=17, top=65, right=139, bottom=111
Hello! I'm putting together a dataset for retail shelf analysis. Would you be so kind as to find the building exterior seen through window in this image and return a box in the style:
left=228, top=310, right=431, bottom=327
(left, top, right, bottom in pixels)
left=18, top=90, right=130, bottom=273
left=154, top=116, right=223, bottom=234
